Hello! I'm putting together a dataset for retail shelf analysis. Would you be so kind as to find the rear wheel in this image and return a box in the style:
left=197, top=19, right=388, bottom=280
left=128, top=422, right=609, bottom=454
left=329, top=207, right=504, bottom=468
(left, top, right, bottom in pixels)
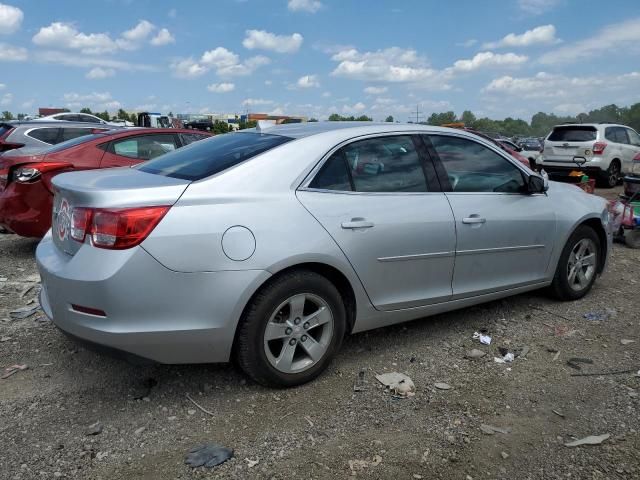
left=235, top=270, right=346, bottom=387
left=550, top=225, right=600, bottom=300
left=598, top=160, right=620, bottom=188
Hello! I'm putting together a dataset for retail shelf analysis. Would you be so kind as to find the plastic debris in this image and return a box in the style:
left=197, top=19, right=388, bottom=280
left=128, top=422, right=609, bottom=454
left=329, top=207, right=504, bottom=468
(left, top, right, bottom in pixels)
left=494, top=353, right=514, bottom=364
left=375, top=372, right=415, bottom=397
left=564, top=434, right=610, bottom=447
left=621, top=339, right=635, bottom=345
left=85, top=422, right=103, bottom=436
left=566, top=357, right=593, bottom=371
left=245, top=458, right=259, bottom=468
left=517, top=346, right=530, bottom=359
left=466, top=349, right=486, bottom=359
left=583, top=309, right=616, bottom=321
left=552, top=410, right=565, bottom=418
left=185, top=444, right=233, bottom=468
left=9, top=305, right=40, bottom=320
left=480, top=424, right=509, bottom=435
left=353, top=369, right=366, bottom=392
left=1, top=364, right=28, bottom=379
left=348, top=455, right=383, bottom=474
left=434, top=382, right=451, bottom=390
left=473, top=331, right=492, bottom=345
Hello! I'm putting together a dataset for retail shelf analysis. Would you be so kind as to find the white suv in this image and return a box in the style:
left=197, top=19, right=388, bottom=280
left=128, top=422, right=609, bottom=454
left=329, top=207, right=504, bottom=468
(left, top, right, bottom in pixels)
left=540, top=123, right=640, bottom=188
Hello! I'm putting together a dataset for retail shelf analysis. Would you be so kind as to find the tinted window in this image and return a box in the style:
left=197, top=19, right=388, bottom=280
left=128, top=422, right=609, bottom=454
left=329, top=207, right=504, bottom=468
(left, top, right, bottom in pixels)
left=27, top=128, right=60, bottom=144
left=309, top=153, right=352, bottom=191
left=112, top=134, right=177, bottom=161
left=338, top=136, right=427, bottom=193
left=429, top=135, right=525, bottom=193
left=626, top=129, right=640, bottom=146
left=60, top=127, right=94, bottom=142
left=548, top=126, right=597, bottom=142
left=0, top=124, right=13, bottom=137
left=180, top=133, right=209, bottom=146
left=139, top=132, right=292, bottom=181
left=79, top=114, right=102, bottom=124
left=44, top=134, right=105, bottom=153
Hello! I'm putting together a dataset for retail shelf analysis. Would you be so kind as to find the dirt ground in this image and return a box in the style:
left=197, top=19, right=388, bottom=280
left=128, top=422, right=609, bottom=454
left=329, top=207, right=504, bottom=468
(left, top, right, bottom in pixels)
left=1, top=187, right=639, bottom=480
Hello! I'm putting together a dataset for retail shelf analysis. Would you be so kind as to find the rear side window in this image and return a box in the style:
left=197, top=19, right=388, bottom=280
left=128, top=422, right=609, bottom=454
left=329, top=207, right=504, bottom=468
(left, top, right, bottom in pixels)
left=60, top=127, right=94, bottom=142
left=605, top=127, right=629, bottom=144
left=548, top=126, right=597, bottom=142
left=112, top=134, right=178, bottom=161
left=44, top=134, right=104, bottom=153
left=27, top=128, right=60, bottom=144
left=139, top=132, right=292, bottom=181
left=180, top=133, right=209, bottom=146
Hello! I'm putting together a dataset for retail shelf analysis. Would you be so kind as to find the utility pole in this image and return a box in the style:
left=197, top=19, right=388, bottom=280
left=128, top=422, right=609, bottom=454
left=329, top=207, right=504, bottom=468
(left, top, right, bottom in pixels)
left=410, top=104, right=424, bottom=124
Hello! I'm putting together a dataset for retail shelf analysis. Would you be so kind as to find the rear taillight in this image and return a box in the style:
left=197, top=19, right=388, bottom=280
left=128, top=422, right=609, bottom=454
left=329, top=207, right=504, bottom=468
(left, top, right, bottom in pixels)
left=592, top=142, right=607, bottom=155
left=69, top=206, right=169, bottom=249
left=13, top=162, right=72, bottom=183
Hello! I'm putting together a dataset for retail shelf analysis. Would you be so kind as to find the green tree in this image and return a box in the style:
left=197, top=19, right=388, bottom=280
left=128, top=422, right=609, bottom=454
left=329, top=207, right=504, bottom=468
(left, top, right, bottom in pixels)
left=385, top=115, right=394, bottom=122
left=17, top=113, right=26, bottom=120
left=238, top=120, right=257, bottom=130
left=308, top=118, right=318, bottom=122
left=211, top=120, right=231, bottom=134
left=80, top=107, right=93, bottom=114
left=94, top=110, right=110, bottom=121
left=427, top=111, right=457, bottom=125
left=1, top=111, right=14, bottom=120
left=460, top=110, right=476, bottom=127
left=355, top=115, right=372, bottom=121
left=116, top=108, right=130, bottom=120
left=328, top=113, right=343, bottom=121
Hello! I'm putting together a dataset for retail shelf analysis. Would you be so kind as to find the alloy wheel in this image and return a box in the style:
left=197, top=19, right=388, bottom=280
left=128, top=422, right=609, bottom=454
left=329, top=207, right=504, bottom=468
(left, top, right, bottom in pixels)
left=608, top=162, right=620, bottom=187
left=566, top=238, right=597, bottom=291
left=263, top=293, right=334, bottom=374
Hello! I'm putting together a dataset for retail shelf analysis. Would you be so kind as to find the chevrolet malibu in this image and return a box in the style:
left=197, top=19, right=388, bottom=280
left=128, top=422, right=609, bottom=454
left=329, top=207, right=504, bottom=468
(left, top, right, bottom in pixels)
left=36, top=123, right=611, bottom=387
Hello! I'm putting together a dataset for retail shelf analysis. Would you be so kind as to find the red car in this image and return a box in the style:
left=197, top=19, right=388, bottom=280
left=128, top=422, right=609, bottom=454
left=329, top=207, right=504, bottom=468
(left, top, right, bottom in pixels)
left=0, top=128, right=210, bottom=237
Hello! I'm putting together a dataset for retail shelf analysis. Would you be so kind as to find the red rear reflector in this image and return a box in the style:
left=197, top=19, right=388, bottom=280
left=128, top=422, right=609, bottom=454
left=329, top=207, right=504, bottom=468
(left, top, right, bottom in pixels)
left=593, top=142, right=607, bottom=155
left=71, top=304, right=106, bottom=317
left=69, top=206, right=170, bottom=249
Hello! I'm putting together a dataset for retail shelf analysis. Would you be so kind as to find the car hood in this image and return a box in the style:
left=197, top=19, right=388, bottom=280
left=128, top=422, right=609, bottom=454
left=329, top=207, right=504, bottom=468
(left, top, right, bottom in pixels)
left=546, top=179, right=608, bottom=211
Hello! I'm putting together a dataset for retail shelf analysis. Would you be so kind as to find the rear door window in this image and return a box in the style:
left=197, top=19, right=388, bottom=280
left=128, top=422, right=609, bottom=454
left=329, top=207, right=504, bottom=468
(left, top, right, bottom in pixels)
left=139, top=132, right=292, bottom=180
left=180, top=133, right=210, bottom=145
left=27, top=127, right=60, bottom=144
left=112, top=134, right=178, bottom=161
left=548, top=126, right=597, bottom=142
left=60, top=127, right=95, bottom=142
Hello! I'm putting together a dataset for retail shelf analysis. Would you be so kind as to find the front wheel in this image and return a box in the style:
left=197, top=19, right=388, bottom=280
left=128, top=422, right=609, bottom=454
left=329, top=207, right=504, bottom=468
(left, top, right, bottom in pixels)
left=598, top=160, right=620, bottom=188
left=235, top=270, right=346, bottom=387
left=550, top=225, right=600, bottom=300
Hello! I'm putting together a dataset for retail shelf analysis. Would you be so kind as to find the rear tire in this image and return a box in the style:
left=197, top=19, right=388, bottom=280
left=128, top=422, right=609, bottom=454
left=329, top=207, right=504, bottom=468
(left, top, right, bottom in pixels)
left=597, top=160, right=620, bottom=188
left=550, top=225, right=600, bottom=301
left=235, top=270, right=346, bottom=388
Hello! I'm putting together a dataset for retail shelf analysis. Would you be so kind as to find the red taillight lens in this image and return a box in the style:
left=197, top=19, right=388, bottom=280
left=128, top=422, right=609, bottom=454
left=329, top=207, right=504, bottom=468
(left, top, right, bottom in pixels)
left=69, top=206, right=169, bottom=249
left=593, top=142, right=607, bottom=155
left=634, top=153, right=640, bottom=161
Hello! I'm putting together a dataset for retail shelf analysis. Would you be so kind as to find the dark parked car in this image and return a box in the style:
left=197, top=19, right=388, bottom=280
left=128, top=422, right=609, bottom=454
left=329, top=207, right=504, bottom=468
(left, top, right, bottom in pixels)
left=0, top=128, right=210, bottom=237
left=0, top=121, right=118, bottom=154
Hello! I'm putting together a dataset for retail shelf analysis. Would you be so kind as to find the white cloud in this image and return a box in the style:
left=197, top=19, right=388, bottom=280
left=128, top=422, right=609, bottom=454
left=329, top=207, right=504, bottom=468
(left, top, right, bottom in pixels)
left=342, top=102, right=366, bottom=113
left=287, top=0, right=322, bottom=13
left=322, top=91, right=331, bottom=97
left=21, top=99, right=34, bottom=109
left=269, top=107, right=285, bottom=115
left=295, top=74, right=320, bottom=88
left=450, top=51, right=528, bottom=72
left=33, top=22, right=119, bottom=55
left=171, top=57, right=208, bottom=78
left=201, top=47, right=240, bottom=68
left=35, top=50, right=155, bottom=71
left=0, top=42, right=26, bottom=61
left=0, top=3, right=23, bottom=35
left=540, top=17, right=640, bottom=65
left=264, top=79, right=273, bottom=86
left=456, top=39, right=477, bottom=48
left=0, top=83, right=4, bottom=89
left=86, top=67, right=115, bottom=79
left=242, top=98, right=274, bottom=106
left=172, top=47, right=270, bottom=78
left=518, top=0, right=561, bottom=15
left=483, top=25, right=558, bottom=49
left=168, top=8, right=177, bottom=18
left=207, top=82, right=235, bottom=93
left=62, top=91, right=121, bottom=111
left=364, top=86, right=387, bottom=95
left=121, top=20, right=155, bottom=42
left=242, top=29, right=303, bottom=53
left=0, top=92, right=12, bottom=106
left=150, top=28, right=175, bottom=46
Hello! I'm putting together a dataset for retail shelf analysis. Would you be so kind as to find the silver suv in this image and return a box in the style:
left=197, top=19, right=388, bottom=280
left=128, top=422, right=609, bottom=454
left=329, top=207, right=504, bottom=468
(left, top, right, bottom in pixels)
left=540, top=123, right=640, bottom=188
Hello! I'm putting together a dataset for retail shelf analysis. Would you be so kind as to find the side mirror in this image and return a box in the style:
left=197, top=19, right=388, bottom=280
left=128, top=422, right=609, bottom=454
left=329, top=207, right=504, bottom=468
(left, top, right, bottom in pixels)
left=528, top=174, right=547, bottom=194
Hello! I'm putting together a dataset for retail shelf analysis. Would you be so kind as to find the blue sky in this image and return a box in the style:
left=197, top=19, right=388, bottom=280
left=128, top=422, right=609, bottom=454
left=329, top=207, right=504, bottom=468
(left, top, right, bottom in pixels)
left=0, top=0, right=639, bottom=121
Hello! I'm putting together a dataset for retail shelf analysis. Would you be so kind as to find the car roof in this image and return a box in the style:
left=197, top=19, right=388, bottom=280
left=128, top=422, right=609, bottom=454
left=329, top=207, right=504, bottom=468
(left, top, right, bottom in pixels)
left=554, top=123, right=626, bottom=128
left=248, top=121, right=458, bottom=139
left=7, top=120, right=117, bottom=128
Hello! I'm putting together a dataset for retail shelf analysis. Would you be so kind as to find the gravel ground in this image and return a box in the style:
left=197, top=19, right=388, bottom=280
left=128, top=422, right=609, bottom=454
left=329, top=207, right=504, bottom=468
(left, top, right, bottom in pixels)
left=1, top=187, right=639, bottom=480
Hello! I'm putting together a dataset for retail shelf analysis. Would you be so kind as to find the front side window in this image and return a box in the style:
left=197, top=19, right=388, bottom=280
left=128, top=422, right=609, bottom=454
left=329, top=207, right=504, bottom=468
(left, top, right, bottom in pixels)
left=112, top=134, right=178, bottom=161
left=27, top=128, right=60, bottom=144
left=428, top=135, right=525, bottom=193
left=311, top=136, right=428, bottom=193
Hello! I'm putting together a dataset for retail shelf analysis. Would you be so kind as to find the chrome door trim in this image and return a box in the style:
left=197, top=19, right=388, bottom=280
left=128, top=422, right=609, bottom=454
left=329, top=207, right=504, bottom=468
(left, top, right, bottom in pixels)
left=377, top=251, right=455, bottom=262
left=456, top=244, right=545, bottom=256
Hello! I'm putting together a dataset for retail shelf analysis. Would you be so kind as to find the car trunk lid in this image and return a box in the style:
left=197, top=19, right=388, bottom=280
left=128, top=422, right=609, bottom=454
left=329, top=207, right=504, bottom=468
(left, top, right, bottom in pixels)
left=51, top=167, right=190, bottom=256
left=544, top=126, right=599, bottom=162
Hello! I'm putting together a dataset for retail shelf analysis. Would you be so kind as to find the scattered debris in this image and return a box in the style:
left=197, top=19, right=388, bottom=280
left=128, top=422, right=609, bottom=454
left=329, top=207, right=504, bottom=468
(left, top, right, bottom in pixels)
left=9, top=305, right=40, bottom=320
left=552, top=410, right=565, bottom=418
left=466, top=349, right=486, bottom=359
left=186, top=393, right=215, bottom=416
left=500, top=451, right=509, bottom=459
left=375, top=372, right=415, bottom=398
left=621, top=339, right=635, bottom=345
left=571, top=368, right=639, bottom=377
left=245, top=458, right=259, bottom=468
left=348, top=455, right=383, bottom=475
left=185, top=444, right=233, bottom=468
left=566, top=357, right=594, bottom=370
left=552, top=351, right=561, bottom=361
left=472, top=331, right=492, bottom=345
left=494, top=353, right=514, bottom=364
left=517, top=346, right=530, bottom=358
left=1, top=364, right=28, bottom=379
left=583, top=309, right=616, bottom=321
left=134, top=426, right=146, bottom=436
left=564, top=434, right=610, bottom=447
left=20, top=284, right=37, bottom=298
left=85, top=422, right=103, bottom=436
left=304, top=415, right=314, bottom=427
left=480, top=424, right=509, bottom=435
left=353, top=370, right=366, bottom=392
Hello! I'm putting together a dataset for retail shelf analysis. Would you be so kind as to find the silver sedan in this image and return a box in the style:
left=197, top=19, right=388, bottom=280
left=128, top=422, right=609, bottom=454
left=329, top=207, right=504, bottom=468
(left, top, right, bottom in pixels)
left=37, top=123, right=611, bottom=387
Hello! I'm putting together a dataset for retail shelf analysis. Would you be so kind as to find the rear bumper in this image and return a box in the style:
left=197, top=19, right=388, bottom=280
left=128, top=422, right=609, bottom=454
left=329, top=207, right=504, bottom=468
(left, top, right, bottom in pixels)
left=36, top=233, right=271, bottom=364
left=541, top=164, right=605, bottom=179
left=0, top=181, right=52, bottom=237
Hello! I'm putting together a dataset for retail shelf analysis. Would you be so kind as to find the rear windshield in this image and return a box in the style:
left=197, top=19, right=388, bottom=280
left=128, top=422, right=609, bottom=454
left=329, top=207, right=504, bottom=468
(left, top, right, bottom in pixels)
left=43, top=134, right=104, bottom=153
left=138, top=132, right=293, bottom=181
left=548, top=126, right=597, bottom=142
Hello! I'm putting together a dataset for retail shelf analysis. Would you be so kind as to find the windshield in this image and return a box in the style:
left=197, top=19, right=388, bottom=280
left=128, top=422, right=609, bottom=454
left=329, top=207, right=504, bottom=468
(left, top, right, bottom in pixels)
left=138, top=132, right=293, bottom=181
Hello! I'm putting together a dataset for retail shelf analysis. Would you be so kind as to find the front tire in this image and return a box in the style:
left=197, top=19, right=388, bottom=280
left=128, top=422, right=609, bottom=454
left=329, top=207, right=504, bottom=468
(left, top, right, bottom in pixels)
left=235, top=270, right=346, bottom=388
left=598, top=160, right=620, bottom=188
left=550, top=225, right=600, bottom=300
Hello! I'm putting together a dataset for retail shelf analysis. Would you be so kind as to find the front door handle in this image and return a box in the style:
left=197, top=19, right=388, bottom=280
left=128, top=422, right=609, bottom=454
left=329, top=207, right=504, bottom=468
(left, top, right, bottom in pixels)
left=462, top=215, right=486, bottom=224
left=341, top=218, right=374, bottom=229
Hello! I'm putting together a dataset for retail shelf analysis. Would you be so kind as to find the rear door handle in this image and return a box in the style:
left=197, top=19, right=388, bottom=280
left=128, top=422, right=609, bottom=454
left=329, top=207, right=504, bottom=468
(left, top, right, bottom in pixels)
left=341, top=218, right=374, bottom=229
left=462, top=215, right=486, bottom=224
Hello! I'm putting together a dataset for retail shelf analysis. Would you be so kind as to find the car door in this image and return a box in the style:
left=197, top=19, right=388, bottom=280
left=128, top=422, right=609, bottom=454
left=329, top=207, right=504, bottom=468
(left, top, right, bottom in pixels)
left=619, top=127, right=640, bottom=174
left=424, top=133, right=557, bottom=298
left=297, top=134, right=456, bottom=311
left=100, top=133, right=179, bottom=167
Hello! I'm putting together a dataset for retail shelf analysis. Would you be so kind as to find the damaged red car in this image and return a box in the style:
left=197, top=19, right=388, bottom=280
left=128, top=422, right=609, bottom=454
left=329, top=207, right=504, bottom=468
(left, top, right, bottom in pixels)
left=0, top=128, right=210, bottom=237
